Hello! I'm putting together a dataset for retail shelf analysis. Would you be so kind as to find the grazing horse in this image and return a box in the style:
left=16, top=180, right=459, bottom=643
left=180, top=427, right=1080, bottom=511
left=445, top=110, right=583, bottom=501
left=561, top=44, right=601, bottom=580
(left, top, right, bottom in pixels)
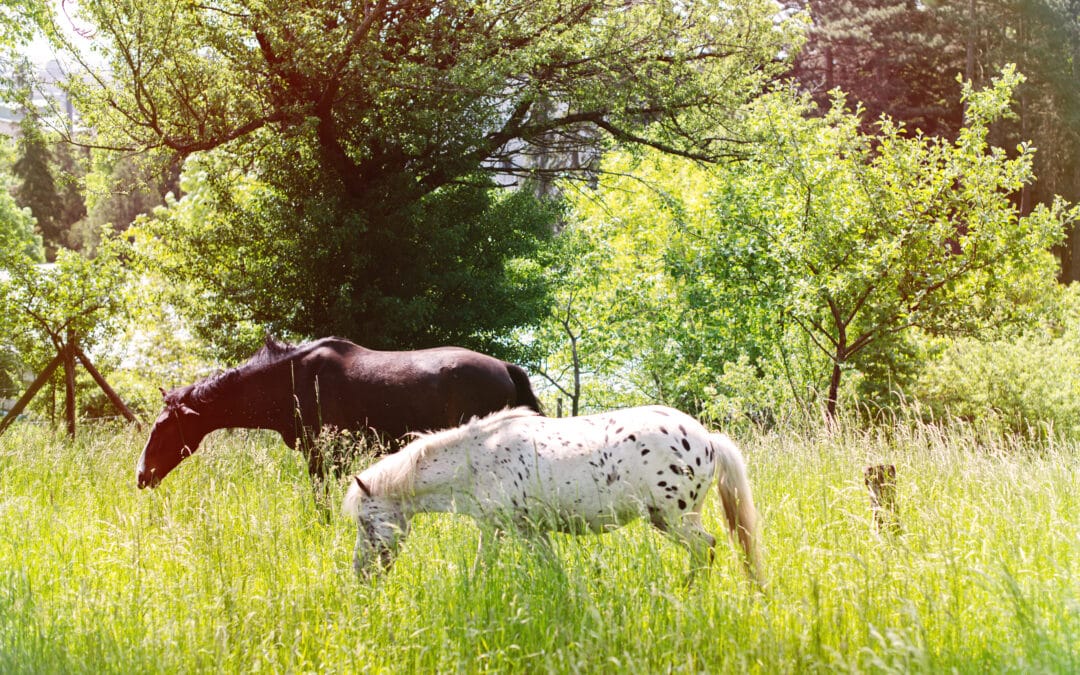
left=343, top=406, right=762, bottom=582
left=135, top=337, right=543, bottom=488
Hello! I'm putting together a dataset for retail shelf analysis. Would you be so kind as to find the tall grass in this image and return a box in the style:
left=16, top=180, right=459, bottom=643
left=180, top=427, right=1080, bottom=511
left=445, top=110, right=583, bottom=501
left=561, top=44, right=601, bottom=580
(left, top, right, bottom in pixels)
left=0, top=417, right=1077, bottom=673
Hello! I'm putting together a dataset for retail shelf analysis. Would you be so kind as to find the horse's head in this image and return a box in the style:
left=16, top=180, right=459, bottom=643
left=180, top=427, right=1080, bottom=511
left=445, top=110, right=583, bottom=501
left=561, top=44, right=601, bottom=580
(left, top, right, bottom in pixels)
left=135, top=390, right=207, bottom=488
left=342, top=477, right=409, bottom=578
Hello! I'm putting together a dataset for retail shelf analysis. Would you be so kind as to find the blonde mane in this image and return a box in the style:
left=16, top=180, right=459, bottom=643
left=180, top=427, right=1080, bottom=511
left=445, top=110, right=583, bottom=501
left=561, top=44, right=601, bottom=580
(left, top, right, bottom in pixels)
left=358, top=407, right=540, bottom=498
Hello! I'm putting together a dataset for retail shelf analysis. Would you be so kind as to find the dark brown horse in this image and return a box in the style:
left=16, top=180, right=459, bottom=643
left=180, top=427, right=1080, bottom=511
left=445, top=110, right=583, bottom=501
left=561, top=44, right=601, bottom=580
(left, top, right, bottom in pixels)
left=135, top=337, right=542, bottom=488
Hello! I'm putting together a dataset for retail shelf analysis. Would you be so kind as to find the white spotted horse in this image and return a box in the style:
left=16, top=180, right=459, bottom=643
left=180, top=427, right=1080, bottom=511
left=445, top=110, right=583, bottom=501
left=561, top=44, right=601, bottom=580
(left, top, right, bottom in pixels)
left=343, top=405, right=762, bottom=582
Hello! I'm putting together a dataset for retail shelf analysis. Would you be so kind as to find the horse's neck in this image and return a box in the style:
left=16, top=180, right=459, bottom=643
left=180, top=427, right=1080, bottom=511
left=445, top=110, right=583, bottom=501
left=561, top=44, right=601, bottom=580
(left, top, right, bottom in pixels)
left=195, top=364, right=293, bottom=433
left=402, top=446, right=478, bottom=516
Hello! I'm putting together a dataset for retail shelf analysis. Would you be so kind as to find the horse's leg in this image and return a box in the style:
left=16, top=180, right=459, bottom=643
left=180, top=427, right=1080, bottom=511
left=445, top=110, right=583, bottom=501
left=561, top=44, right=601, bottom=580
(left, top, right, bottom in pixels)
left=301, top=437, right=337, bottom=520
left=653, top=512, right=716, bottom=587
left=678, top=521, right=717, bottom=585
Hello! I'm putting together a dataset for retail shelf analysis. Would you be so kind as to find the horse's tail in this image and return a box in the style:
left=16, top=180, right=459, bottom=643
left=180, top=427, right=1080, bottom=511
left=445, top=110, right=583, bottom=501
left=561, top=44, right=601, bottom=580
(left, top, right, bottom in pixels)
left=711, top=433, right=763, bottom=583
left=506, top=363, right=544, bottom=415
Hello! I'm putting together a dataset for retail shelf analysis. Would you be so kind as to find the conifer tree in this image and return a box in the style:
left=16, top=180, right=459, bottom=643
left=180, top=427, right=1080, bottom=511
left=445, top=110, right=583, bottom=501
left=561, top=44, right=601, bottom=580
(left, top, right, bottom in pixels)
left=12, top=112, right=62, bottom=260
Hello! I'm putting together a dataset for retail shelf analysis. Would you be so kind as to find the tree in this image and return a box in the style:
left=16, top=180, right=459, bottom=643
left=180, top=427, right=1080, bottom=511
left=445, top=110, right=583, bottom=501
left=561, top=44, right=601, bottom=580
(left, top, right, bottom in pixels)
left=784, top=0, right=965, bottom=137
left=554, top=67, right=1072, bottom=419
left=549, top=151, right=803, bottom=420
left=0, top=1, right=49, bottom=55
left=0, top=233, right=134, bottom=433
left=786, top=1, right=1080, bottom=282
left=132, top=158, right=560, bottom=360
left=12, top=111, right=63, bottom=260
left=698, top=67, right=1070, bottom=417
left=72, top=152, right=179, bottom=254
left=51, top=0, right=801, bottom=352
left=0, top=140, right=44, bottom=263
left=0, top=138, right=44, bottom=409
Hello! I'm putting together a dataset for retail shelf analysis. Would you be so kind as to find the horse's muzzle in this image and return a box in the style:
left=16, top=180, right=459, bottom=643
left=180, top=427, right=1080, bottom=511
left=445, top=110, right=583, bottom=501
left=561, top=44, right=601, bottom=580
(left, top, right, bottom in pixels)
left=136, top=470, right=161, bottom=489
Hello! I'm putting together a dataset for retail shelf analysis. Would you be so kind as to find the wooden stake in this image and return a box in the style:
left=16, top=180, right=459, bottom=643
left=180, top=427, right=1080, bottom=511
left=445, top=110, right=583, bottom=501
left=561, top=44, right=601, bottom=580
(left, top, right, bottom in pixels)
left=0, top=352, right=64, bottom=437
left=865, top=464, right=900, bottom=534
left=73, top=345, right=142, bottom=429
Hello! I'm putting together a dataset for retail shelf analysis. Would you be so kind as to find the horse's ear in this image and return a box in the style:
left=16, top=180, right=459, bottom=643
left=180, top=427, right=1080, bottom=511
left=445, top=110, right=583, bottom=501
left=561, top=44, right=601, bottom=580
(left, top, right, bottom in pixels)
left=178, top=403, right=201, bottom=417
left=355, top=476, right=371, bottom=497
left=159, top=387, right=167, bottom=399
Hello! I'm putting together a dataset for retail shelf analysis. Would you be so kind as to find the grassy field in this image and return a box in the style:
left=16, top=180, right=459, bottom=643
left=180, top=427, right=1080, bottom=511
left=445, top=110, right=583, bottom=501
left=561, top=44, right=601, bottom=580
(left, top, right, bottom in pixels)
left=0, top=417, right=1077, bottom=673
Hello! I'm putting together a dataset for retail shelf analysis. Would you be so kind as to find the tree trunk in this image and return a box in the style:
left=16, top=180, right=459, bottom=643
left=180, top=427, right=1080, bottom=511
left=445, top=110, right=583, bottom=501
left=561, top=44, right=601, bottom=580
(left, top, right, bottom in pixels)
left=826, top=359, right=842, bottom=420
left=965, top=0, right=978, bottom=88
left=63, top=337, right=76, bottom=437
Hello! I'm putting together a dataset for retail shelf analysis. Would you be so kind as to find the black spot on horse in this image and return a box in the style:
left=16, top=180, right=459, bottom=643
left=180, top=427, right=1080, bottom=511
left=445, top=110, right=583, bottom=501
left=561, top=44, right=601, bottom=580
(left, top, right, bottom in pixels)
left=658, top=480, right=668, bottom=487
left=641, top=448, right=651, bottom=456
left=627, top=434, right=637, bottom=442
left=678, top=499, right=687, bottom=510
left=681, top=438, right=690, bottom=452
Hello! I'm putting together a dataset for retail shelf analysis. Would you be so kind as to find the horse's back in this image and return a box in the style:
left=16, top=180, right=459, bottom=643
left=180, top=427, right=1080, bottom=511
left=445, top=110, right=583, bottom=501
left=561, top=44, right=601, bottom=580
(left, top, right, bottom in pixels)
left=295, top=339, right=527, bottom=436
left=467, top=405, right=717, bottom=527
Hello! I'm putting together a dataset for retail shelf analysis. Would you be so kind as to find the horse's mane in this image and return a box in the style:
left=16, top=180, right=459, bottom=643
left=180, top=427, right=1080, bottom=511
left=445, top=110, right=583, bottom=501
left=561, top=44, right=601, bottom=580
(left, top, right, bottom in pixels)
left=359, top=407, right=541, bottom=497
left=166, top=336, right=307, bottom=407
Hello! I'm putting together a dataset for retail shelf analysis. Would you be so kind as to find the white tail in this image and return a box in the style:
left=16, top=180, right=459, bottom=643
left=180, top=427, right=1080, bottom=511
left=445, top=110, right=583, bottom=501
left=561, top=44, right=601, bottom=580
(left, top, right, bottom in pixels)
left=711, top=433, right=763, bottom=582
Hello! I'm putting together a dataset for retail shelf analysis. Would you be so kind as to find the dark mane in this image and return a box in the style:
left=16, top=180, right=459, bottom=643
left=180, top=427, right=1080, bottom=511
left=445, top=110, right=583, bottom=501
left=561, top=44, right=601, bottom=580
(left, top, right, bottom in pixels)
left=166, top=336, right=301, bottom=407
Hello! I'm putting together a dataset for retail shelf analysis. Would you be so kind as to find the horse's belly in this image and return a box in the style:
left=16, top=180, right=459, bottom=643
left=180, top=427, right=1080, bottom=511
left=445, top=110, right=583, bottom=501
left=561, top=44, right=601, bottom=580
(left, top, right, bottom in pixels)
left=536, top=479, right=653, bottom=532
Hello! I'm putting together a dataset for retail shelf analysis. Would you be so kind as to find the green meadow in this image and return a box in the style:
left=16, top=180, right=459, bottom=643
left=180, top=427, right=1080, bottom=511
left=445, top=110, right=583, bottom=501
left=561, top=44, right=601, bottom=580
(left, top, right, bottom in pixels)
left=1, top=419, right=1077, bottom=673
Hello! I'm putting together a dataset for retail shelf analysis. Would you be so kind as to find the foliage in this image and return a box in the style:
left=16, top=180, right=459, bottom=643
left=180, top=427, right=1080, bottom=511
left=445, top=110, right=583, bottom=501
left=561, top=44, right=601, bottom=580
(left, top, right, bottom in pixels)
left=1, top=419, right=1077, bottom=671
left=49, top=0, right=802, bottom=353
left=0, top=0, right=49, bottom=53
left=727, top=66, right=1071, bottom=416
left=73, top=152, right=178, bottom=254
left=133, top=153, right=559, bottom=360
left=65, top=0, right=800, bottom=185
left=538, top=153, right=797, bottom=419
left=12, top=111, right=63, bottom=260
left=782, top=0, right=964, bottom=137
left=546, top=66, right=1071, bottom=420
left=785, top=0, right=1080, bottom=281
left=0, top=231, right=131, bottom=373
left=912, top=284, right=1080, bottom=437
left=0, top=143, right=45, bottom=400
left=0, top=141, right=43, bottom=263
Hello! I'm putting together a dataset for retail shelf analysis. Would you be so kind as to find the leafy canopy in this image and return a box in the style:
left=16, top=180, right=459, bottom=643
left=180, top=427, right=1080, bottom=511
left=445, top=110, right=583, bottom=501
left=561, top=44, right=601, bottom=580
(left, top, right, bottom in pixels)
left=58, top=0, right=801, bottom=356
left=66, top=0, right=801, bottom=197
left=549, top=66, right=1073, bottom=418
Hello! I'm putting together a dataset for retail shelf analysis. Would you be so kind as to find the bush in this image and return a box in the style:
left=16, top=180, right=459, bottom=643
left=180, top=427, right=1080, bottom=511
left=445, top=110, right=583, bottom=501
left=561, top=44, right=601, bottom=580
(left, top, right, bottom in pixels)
left=912, top=285, right=1080, bottom=438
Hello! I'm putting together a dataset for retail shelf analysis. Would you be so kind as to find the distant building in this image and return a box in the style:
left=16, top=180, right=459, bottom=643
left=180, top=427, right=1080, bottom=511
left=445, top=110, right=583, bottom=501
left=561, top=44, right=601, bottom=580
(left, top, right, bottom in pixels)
left=0, top=59, right=76, bottom=138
